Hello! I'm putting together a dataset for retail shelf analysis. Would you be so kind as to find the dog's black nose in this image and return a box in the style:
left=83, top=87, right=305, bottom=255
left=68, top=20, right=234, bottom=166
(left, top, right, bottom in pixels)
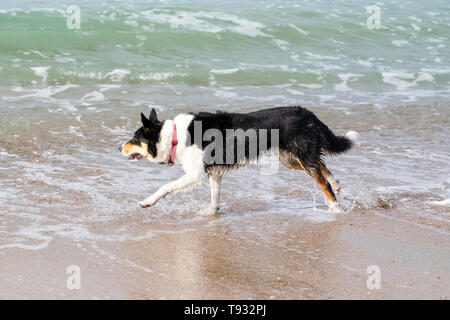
left=119, top=146, right=122, bottom=152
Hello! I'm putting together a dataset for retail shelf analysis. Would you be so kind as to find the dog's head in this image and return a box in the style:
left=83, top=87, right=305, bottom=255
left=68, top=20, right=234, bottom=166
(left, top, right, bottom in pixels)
left=120, top=109, right=163, bottom=161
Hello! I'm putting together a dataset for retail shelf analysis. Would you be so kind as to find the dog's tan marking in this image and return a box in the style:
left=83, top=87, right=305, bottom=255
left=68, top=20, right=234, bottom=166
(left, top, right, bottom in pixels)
left=312, top=173, right=337, bottom=203
left=122, top=142, right=149, bottom=158
left=279, top=151, right=339, bottom=204
left=141, top=142, right=149, bottom=154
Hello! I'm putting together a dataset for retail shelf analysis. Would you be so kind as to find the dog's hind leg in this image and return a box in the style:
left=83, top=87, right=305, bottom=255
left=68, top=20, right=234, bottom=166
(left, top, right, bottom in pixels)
left=279, top=151, right=344, bottom=211
left=304, top=162, right=345, bottom=212
left=320, top=163, right=341, bottom=194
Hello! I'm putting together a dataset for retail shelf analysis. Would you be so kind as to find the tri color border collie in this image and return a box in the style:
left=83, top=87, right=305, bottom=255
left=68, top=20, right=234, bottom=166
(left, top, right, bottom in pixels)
left=120, top=106, right=357, bottom=214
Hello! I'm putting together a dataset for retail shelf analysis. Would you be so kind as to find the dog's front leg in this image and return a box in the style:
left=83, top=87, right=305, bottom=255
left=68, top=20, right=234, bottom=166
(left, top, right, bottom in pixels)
left=139, top=172, right=203, bottom=208
left=139, top=147, right=204, bottom=208
left=199, top=174, right=222, bottom=215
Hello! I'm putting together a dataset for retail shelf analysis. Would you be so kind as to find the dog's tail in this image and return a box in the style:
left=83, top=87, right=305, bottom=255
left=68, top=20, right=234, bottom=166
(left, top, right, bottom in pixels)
left=321, top=124, right=358, bottom=155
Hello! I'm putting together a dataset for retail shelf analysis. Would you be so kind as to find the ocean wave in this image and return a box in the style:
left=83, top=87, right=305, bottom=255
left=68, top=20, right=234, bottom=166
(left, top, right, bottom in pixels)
left=140, top=9, right=268, bottom=37
left=0, top=0, right=448, bottom=102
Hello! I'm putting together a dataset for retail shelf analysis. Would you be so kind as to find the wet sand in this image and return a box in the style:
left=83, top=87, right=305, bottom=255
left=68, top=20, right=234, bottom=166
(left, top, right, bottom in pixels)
left=0, top=100, right=448, bottom=299
left=1, top=206, right=448, bottom=300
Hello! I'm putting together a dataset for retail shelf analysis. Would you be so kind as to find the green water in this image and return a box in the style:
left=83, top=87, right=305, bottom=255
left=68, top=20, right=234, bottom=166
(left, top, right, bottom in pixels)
left=0, top=0, right=449, bottom=104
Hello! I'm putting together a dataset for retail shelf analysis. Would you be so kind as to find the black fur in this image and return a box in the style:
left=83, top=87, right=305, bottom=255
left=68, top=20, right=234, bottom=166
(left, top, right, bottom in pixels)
left=187, top=106, right=352, bottom=172
left=128, top=110, right=163, bottom=157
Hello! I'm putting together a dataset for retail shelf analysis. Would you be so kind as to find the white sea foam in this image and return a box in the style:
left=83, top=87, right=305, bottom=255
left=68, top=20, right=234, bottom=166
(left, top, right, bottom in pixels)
left=428, top=198, right=450, bottom=207
left=411, top=23, right=421, bottom=31
left=272, top=39, right=289, bottom=51
left=392, top=40, right=409, bottom=47
left=315, top=62, right=345, bottom=71
left=382, top=72, right=415, bottom=90
left=317, top=94, right=337, bottom=103
left=31, top=66, right=50, bottom=82
left=335, top=73, right=362, bottom=92
left=408, top=16, right=422, bottom=23
left=303, top=52, right=341, bottom=60
left=288, top=23, right=308, bottom=35
left=141, top=10, right=268, bottom=37
left=61, top=69, right=102, bottom=80
left=415, top=73, right=434, bottom=83
left=382, top=72, right=434, bottom=90
left=210, top=68, right=239, bottom=75
left=138, top=72, right=185, bottom=81
left=104, top=69, right=130, bottom=82
left=68, top=126, right=83, bottom=137
left=124, top=19, right=139, bottom=27
left=31, top=50, right=49, bottom=59
left=427, top=37, right=445, bottom=43
left=99, top=84, right=122, bottom=92
left=0, top=151, right=18, bottom=158
left=5, top=84, right=78, bottom=100
left=298, top=83, right=322, bottom=89
left=81, top=90, right=105, bottom=102
left=357, top=60, right=373, bottom=67
left=28, top=7, right=65, bottom=15
left=55, top=56, right=76, bottom=63
left=0, top=222, right=157, bottom=252
left=286, top=89, right=304, bottom=96
left=214, top=88, right=238, bottom=98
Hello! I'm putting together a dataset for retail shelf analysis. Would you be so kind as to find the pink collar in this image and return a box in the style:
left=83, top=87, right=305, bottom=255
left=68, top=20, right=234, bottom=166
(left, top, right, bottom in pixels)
left=168, top=124, right=177, bottom=165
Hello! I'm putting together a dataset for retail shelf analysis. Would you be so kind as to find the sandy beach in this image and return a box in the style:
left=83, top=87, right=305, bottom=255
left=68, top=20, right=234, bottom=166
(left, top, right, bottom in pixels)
left=1, top=102, right=449, bottom=300
left=1, top=204, right=448, bottom=299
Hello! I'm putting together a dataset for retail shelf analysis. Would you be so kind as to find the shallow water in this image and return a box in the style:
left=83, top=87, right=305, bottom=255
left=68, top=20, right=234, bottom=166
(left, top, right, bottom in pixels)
left=0, top=85, right=449, bottom=250
left=0, top=1, right=449, bottom=270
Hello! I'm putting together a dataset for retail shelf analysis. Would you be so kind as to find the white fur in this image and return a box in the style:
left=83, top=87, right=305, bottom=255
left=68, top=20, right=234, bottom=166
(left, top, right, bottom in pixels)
left=345, top=130, right=359, bottom=143
left=208, top=174, right=222, bottom=213
left=140, top=114, right=207, bottom=208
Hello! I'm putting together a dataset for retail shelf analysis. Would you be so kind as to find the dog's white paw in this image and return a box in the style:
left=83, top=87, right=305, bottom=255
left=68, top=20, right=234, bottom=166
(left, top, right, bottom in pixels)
left=199, top=205, right=219, bottom=216
left=139, top=198, right=157, bottom=208
left=329, top=202, right=346, bottom=213
left=139, top=201, right=152, bottom=208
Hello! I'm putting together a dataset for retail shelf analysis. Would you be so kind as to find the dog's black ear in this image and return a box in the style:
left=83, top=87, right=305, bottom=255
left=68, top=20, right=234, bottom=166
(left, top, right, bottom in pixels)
left=141, top=112, right=151, bottom=128
left=149, top=108, right=158, bottom=122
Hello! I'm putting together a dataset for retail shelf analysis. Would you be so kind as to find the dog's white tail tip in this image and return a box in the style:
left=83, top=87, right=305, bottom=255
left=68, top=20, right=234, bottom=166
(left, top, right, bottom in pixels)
left=345, top=130, right=359, bottom=143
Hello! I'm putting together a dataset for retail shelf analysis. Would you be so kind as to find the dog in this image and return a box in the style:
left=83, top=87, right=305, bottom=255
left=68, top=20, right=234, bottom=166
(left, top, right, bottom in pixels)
left=120, top=106, right=357, bottom=214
